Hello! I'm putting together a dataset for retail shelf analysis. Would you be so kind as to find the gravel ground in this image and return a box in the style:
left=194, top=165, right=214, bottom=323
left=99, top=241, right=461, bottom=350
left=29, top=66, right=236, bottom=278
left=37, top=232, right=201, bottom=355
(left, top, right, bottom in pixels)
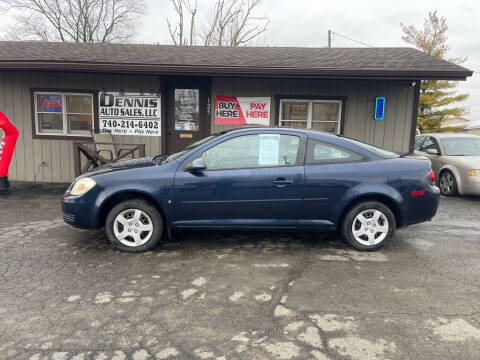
left=0, top=183, right=479, bottom=360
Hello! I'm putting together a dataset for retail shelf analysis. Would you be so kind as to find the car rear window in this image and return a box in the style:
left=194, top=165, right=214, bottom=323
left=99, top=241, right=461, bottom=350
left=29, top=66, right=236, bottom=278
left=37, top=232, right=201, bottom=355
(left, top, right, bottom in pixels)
left=306, top=139, right=365, bottom=164
left=342, top=137, right=400, bottom=159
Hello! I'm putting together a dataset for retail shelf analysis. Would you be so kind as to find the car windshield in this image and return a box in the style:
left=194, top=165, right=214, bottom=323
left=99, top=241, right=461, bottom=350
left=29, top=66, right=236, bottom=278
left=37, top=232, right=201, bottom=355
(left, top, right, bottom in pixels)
left=342, top=137, right=400, bottom=159
left=157, top=134, right=219, bottom=164
left=441, top=137, right=480, bottom=156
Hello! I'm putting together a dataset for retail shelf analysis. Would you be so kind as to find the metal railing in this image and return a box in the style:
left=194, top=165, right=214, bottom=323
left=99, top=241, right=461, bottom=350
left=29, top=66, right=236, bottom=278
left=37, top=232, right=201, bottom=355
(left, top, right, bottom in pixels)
left=73, top=141, right=146, bottom=177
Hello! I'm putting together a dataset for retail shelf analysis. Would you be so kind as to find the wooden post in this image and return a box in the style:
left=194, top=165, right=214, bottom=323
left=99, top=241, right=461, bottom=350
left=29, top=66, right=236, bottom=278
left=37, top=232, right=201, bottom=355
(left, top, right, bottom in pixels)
left=73, top=142, right=81, bottom=178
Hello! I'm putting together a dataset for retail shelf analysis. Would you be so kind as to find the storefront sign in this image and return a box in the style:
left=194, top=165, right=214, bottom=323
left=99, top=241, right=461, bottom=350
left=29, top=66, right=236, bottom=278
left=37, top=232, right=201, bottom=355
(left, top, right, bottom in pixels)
left=214, top=96, right=270, bottom=125
left=99, top=92, right=161, bottom=136
left=375, top=97, right=385, bottom=121
left=39, top=95, right=63, bottom=113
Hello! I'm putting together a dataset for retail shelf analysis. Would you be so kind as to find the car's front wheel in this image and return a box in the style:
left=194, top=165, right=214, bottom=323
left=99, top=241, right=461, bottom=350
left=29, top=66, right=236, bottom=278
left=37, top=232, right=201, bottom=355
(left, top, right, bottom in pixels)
left=439, top=170, right=458, bottom=196
left=341, top=201, right=396, bottom=251
left=105, top=199, right=163, bottom=252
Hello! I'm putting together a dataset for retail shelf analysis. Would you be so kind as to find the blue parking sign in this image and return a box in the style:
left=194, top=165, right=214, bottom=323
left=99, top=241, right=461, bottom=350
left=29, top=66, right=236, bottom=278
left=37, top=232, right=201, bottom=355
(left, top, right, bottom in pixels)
left=375, top=97, right=385, bottom=120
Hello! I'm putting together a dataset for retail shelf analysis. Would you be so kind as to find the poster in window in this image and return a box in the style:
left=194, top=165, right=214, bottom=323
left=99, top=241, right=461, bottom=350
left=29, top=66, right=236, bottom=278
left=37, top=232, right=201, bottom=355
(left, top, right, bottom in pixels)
left=99, top=92, right=161, bottom=136
left=258, top=134, right=280, bottom=166
left=214, top=96, right=270, bottom=125
left=175, top=89, right=200, bottom=131
left=38, top=95, right=63, bottom=113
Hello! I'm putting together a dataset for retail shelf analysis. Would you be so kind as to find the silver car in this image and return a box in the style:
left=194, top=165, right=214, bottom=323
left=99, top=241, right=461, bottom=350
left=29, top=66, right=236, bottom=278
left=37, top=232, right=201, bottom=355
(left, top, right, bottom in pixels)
left=414, top=133, right=480, bottom=196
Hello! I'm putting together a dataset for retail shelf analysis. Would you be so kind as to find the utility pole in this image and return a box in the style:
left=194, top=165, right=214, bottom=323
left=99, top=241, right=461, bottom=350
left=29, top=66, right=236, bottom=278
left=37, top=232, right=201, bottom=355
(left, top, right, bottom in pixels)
left=328, top=30, right=331, bottom=48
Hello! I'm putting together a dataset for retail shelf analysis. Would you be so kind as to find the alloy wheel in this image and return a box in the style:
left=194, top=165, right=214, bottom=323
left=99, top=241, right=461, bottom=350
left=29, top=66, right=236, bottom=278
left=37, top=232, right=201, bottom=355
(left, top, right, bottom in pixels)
left=351, top=209, right=389, bottom=246
left=439, top=173, right=454, bottom=195
left=113, top=209, right=154, bottom=247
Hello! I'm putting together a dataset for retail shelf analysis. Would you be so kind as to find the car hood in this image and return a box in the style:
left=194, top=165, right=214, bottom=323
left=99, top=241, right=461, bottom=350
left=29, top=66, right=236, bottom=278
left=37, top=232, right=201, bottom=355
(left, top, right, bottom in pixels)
left=444, top=156, right=480, bottom=168
left=82, top=157, right=157, bottom=177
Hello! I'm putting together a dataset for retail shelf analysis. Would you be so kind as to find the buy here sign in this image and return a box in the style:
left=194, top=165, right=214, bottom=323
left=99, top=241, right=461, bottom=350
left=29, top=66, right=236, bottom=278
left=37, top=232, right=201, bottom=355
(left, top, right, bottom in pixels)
left=214, top=96, right=270, bottom=125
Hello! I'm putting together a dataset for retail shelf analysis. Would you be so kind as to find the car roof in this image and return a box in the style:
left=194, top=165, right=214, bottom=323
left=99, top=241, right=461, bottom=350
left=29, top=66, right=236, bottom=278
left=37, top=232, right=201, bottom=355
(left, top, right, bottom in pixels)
left=419, top=133, right=479, bottom=139
left=218, top=125, right=338, bottom=139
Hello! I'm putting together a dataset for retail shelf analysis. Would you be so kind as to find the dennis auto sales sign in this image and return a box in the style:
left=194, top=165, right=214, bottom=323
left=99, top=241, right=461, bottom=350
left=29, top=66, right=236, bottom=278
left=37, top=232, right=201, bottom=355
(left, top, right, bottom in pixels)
left=99, top=92, right=161, bottom=136
left=214, top=96, right=270, bottom=125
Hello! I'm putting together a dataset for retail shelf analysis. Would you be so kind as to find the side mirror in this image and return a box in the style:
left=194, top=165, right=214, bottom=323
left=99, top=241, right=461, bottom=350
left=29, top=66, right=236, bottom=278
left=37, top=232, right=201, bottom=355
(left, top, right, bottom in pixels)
left=426, top=148, right=440, bottom=155
left=186, top=158, right=206, bottom=172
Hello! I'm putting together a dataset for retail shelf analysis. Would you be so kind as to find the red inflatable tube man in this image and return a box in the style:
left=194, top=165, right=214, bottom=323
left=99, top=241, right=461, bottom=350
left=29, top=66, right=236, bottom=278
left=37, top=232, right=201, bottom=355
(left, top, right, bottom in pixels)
left=0, top=110, right=19, bottom=194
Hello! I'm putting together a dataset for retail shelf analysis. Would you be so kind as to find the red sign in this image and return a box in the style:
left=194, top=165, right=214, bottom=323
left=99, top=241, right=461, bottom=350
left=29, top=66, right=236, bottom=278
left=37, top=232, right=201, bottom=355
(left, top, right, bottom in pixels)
left=214, top=96, right=270, bottom=125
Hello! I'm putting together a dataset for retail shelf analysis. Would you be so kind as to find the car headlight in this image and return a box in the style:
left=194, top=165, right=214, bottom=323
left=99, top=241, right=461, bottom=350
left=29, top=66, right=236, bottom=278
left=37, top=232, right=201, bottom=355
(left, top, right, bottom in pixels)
left=468, top=169, right=480, bottom=177
left=70, top=177, right=96, bottom=196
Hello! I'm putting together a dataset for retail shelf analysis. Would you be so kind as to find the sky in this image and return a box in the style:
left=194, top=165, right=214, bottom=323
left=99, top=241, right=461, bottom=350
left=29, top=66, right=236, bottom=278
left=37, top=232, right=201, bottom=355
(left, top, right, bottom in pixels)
left=137, top=0, right=480, bottom=125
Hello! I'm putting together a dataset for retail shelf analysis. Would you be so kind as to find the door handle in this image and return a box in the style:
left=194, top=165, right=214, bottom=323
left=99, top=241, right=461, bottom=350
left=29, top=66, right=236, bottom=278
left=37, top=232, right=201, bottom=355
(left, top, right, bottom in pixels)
left=272, top=178, right=295, bottom=186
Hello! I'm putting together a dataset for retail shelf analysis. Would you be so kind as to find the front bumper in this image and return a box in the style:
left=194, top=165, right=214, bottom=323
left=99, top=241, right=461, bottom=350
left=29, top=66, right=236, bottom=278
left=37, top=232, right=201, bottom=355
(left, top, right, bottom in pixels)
left=61, top=188, right=102, bottom=229
left=461, top=175, right=480, bottom=196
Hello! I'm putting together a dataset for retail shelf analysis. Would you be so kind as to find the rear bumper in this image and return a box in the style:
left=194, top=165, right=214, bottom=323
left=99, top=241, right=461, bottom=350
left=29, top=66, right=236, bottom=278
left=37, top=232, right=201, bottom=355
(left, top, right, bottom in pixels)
left=403, top=185, right=440, bottom=226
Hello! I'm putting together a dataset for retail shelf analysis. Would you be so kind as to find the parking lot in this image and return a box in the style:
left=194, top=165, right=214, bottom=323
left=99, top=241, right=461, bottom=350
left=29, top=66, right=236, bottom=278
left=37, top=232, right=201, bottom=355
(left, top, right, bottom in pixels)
left=1, top=184, right=479, bottom=360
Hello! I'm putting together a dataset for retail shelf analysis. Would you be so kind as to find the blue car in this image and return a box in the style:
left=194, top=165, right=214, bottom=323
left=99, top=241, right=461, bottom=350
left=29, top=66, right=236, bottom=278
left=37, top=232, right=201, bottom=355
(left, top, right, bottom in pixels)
left=62, top=127, right=440, bottom=252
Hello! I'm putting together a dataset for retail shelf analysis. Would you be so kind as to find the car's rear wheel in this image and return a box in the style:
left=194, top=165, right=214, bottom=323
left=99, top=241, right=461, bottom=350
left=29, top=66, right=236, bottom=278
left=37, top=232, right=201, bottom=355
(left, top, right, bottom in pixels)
left=342, top=201, right=396, bottom=251
left=105, top=199, right=163, bottom=252
left=439, top=170, right=458, bottom=196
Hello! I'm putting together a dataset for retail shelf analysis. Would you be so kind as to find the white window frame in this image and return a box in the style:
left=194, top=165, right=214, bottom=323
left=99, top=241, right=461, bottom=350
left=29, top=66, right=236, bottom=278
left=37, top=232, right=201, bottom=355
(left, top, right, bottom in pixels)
left=34, top=91, right=94, bottom=137
left=279, top=99, right=342, bottom=134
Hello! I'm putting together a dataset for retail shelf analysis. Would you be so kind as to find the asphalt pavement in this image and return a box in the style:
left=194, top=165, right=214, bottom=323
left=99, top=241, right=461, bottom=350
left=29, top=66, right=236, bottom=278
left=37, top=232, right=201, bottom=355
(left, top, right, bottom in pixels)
left=0, top=183, right=479, bottom=360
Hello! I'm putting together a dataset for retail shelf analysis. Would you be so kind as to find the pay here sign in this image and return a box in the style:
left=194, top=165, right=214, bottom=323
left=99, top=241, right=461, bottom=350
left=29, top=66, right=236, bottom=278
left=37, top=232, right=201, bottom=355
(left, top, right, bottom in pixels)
left=214, top=96, right=270, bottom=125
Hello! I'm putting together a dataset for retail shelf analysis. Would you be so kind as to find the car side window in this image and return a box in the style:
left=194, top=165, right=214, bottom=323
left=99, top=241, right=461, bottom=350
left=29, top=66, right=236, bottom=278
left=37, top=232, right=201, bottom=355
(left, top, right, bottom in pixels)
left=306, top=139, right=365, bottom=165
left=202, top=134, right=301, bottom=170
left=414, top=136, right=425, bottom=151
left=420, top=137, right=441, bottom=153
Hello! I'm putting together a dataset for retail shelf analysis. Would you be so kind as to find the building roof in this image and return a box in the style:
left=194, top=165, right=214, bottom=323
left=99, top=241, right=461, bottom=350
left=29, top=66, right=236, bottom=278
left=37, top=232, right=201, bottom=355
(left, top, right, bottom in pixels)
left=0, top=41, right=473, bottom=80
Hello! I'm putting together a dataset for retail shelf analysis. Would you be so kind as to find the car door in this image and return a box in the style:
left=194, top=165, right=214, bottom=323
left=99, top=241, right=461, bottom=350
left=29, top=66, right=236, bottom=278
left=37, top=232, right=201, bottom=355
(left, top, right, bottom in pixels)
left=302, top=138, right=369, bottom=226
left=172, top=131, right=306, bottom=228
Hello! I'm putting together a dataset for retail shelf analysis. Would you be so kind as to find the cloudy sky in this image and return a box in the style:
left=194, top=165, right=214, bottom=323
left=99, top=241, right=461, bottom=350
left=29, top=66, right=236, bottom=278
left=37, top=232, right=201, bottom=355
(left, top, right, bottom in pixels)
left=138, top=0, right=480, bottom=125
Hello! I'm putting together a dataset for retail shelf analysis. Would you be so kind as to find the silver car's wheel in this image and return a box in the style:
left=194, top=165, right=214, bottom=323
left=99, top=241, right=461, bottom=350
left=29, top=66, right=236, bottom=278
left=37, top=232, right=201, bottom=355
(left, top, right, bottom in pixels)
left=351, top=209, right=389, bottom=246
left=439, top=171, right=457, bottom=196
left=113, top=208, right=154, bottom=247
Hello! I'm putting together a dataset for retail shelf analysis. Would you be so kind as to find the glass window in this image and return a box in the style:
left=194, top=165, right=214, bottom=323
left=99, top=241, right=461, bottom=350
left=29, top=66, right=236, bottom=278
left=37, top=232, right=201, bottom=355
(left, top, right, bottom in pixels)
left=174, top=89, right=200, bottom=131
left=420, top=137, right=441, bottom=153
left=280, top=99, right=341, bottom=133
left=38, top=113, right=63, bottom=133
left=280, top=102, right=308, bottom=129
left=67, top=95, right=92, bottom=114
left=35, top=92, right=93, bottom=136
left=414, top=136, right=425, bottom=151
left=306, top=139, right=365, bottom=164
left=440, top=137, right=480, bottom=156
left=311, top=122, right=337, bottom=133
left=343, top=137, right=399, bottom=159
left=202, top=134, right=300, bottom=170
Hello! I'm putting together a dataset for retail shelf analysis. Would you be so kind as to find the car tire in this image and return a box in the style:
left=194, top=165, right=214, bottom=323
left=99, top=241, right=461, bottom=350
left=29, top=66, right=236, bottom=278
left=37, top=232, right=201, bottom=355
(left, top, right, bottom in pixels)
left=439, top=170, right=458, bottom=197
left=341, top=201, right=396, bottom=251
left=105, top=199, right=163, bottom=253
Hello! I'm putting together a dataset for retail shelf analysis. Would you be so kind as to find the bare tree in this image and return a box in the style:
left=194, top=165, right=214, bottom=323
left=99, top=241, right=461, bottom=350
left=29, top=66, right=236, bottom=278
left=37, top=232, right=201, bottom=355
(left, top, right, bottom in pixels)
left=0, top=0, right=145, bottom=43
left=167, top=0, right=269, bottom=46
left=167, top=0, right=198, bottom=45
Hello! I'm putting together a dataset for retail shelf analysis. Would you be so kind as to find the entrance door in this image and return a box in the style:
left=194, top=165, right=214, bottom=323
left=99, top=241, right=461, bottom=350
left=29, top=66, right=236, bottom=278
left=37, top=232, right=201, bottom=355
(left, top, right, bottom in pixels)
left=165, top=77, right=211, bottom=154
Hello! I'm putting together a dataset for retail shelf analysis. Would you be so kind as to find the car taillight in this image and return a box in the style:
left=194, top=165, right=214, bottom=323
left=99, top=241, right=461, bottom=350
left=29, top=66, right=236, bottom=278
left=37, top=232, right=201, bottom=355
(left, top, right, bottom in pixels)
left=429, top=170, right=436, bottom=184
